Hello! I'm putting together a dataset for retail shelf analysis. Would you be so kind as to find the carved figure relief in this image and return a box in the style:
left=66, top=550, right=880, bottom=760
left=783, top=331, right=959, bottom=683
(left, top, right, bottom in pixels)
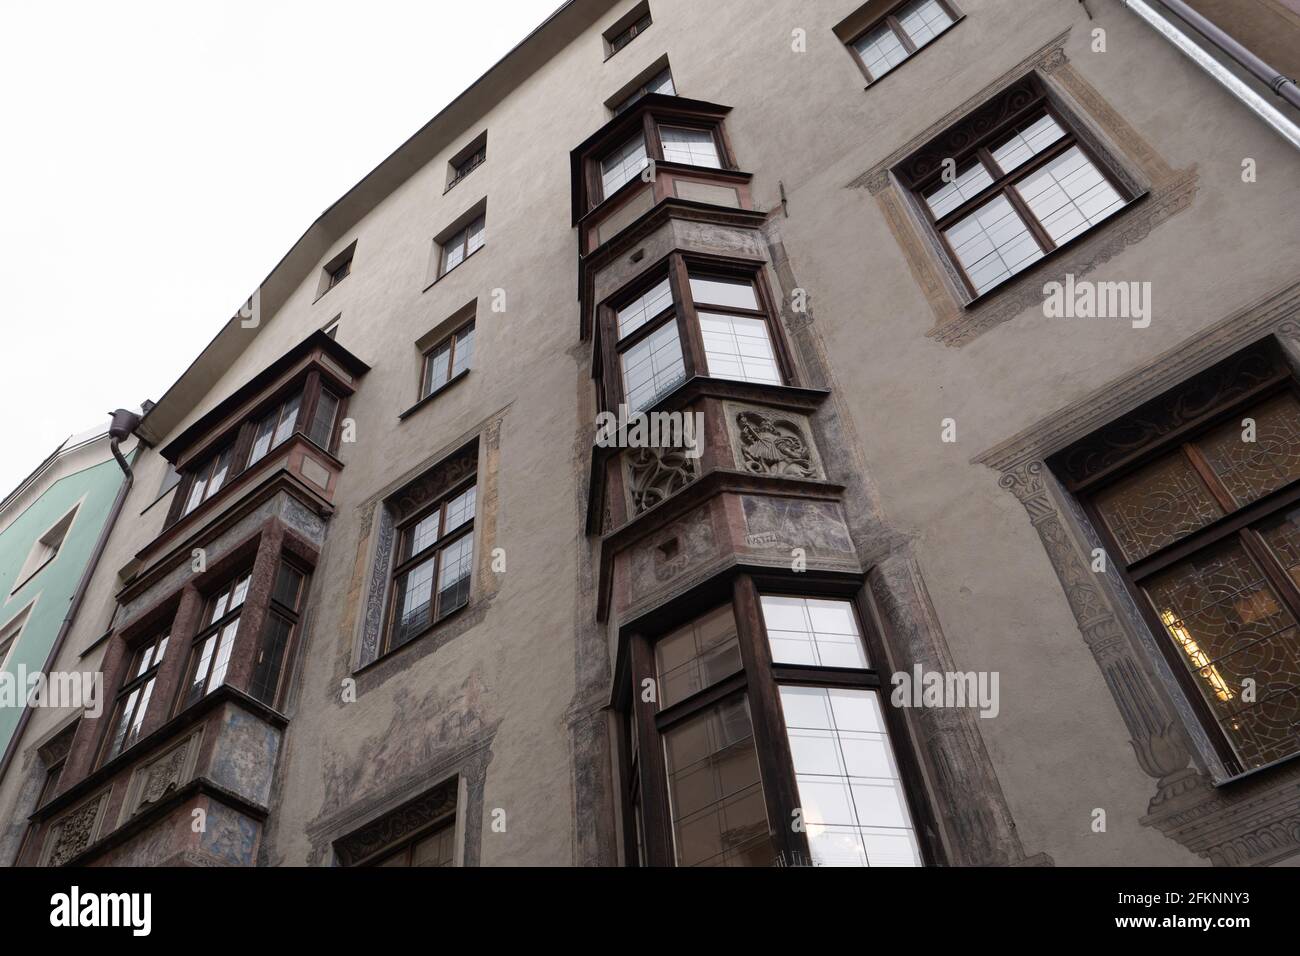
left=736, top=410, right=816, bottom=477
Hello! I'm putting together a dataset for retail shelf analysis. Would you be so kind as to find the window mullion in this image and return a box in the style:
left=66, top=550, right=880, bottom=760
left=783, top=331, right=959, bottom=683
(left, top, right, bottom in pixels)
left=1003, top=185, right=1055, bottom=253
left=629, top=632, right=674, bottom=866
left=887, top=15, right=918, bottom=54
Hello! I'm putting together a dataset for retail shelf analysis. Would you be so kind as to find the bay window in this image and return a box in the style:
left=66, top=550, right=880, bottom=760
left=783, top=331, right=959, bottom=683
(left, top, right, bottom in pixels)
left=593, top=117, right=732, bottom=203
left=623, top=576, right=932, bottom=867
left=180, top=571, right=251, bottom=710
left=99, top=631, right=169, bottom=765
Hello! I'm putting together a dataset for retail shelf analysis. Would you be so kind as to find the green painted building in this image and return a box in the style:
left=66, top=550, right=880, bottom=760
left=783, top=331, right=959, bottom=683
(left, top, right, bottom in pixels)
left=0, top=425, right=135, bottom=763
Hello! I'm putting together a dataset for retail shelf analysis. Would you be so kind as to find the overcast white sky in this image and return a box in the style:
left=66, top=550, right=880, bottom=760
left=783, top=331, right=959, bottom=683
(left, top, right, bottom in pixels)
left=0, top=0, right=557, bottom=496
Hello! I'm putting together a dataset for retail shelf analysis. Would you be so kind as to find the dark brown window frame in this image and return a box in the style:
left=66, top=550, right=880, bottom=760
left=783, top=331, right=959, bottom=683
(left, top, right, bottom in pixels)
left=1066, top=369, right=1300, bottom=780
left=438, top=213, right=486, bottom=278
left=596, top=252, right=796, bottom=414
left=166, top=366, right=351, bottom=529
left=588, top=110, right=735, bottom=206
left=896, top=75, right=1139, bottom=304
left=618, top=571, right=942, bottom=867
left=843, top=0, right=964, bottom=86
left=96, top=630, right=170, bottom=767
left=604, top=3, right=651, bottom=58
left=248, top=558, right=309, bottom=708
left=447, top=143, right=486, bottom=193
left=326, top=256, right=351, bottom=290
left=380, top=476, right=476, bottom=657
left=420, top=320, right=476, bottom=400
left=175, top=568, right=254, bottom=715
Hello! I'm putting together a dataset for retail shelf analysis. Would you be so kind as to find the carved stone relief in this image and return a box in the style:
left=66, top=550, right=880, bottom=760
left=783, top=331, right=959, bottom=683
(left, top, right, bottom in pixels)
left=623, top=445, right=698, bottom=515
left=41, top=790, right=109, bottom=867
left=725, top=404, right=823, bottom=478
left=740, top=496, right=853, bottom=554
left=121, top=730, right=203, bottom=821
left=332, top=777, right=459, bottom=866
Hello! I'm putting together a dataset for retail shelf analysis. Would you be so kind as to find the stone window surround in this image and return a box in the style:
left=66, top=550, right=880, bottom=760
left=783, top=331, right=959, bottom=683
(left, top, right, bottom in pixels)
left=975, top=278, right=1300, bottom=866
left=852, top=28, right=1199, bottom=348
left=351, top=413, right=505, bottom=678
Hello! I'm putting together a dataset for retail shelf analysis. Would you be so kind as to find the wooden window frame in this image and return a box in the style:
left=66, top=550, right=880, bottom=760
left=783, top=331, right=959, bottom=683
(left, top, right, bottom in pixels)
left=165, top=368, right=350, bottom=529
left=380, top=477, right=477, bottom=657
left=420, top=321, right=476, bottom=400
left=590, top=111, right=734, bottom=205
left=366, top=817, right=457, bottom=867
left=597, top=253, right=796, bottom=413
left=96, top=630, right=170, bottom=767
left=438, top=214, right=486, bottom=278
left=899, top=83, right=1135, bottom=302
left=604, top=4, right=651, bottom=58
left=175, top=569, right=253, bottom=715
left=248, top=559, right=309, bottom=708
left=1073, top=375, right=1300, bottom=778
left=621, top=573, right=941, bottom=867
left=448, top=145, right=486, bottom=192
left=844, top=0, right=964, bottom=86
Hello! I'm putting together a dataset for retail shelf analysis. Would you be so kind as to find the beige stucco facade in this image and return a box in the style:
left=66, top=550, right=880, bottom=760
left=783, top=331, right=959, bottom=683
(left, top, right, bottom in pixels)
left=3, top=0, right=1299, bottom=867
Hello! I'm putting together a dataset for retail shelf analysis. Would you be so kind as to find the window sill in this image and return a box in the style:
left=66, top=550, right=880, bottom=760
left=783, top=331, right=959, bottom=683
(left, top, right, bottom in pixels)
left=423, top=245, right=484, bottom=293
left=9, top=554, right=57, bottom=597
left=353, top=600, right=472, bottom=677
left=960, top=190, right=1150, bottom=311
left=443, top=167, right=482, bottom=195
left=859, top=17, right=965, bottom=91
left=398, top=368, right=471, bottom=422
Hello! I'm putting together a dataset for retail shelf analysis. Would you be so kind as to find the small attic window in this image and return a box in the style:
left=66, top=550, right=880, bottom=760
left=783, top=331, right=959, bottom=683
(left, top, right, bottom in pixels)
left=604, top=2, right=651, bottom=57
left=11, top=504, right=78, bottom=594
left=317, top=241, right=357, bottom=299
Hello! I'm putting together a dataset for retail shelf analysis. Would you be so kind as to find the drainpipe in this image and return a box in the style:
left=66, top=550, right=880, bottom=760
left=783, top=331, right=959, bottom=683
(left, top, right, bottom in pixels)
left=1120, top=0, right=1300, bottom=151
left=0, top=409, right=143, bottom=802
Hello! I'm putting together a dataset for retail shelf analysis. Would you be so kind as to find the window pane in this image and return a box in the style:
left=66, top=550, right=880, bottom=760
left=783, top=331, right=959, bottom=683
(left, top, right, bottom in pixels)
left=424, top=340, right=452, bottom=395
left=206, top=449, right=232, bottom=498
left=105, top=688, right=139, bottom=761
left=206, top=619, right=239, bottom=692
left=990, top=113, right=1066, bottom=173
left=1145, top=539, right=1300, bottom=769
left=248, top=411, right=277, bottom=466
left=662, top=696, right=773, bottom=867
left=185, top=635, right=217, bottom=707
left=616, top=278, right=673, bottom=340
left=229, top=573, right=251, bottom=611
left=1015, top=145, right=1124, bottom=246
left=621, top=321, right=686, bottom=413
left=698, top=313, right=781, bottom=385
left=646, top=68, right=675, bottom=96
left=852, top=22, right=908, bottom=79
left=601, top=135, right=649, bottom=197
left=183, top=473, right=207, bottom=515
left=760, top=595, right=869, bottom=668
left=394, top=558, right=436, bottom=646
left=443, top=230, right=466, bottom=272
left=307, top=390, right=340, bottom=448
left=272, top=394, right=301, bottom=448
left=450, top=324, right=475, bottom=378
left=437, top=535, right=474, bottom=617
left=249, top=613, right=293, bottom=706
left=942, top=194, right=1044, bottom=294
left=779, top=686, right=921, bottom=866
left=896, top=0, right=955, bottom=48
left=659, top=126, right=721, bottom=168
left=655, top=605, right=743, bottom=709
left=689, top=275, right=759, bottom=311
left=1196, top=393, right=1300, bottom=508
left=466, top=216, right=486, bottom=255
left=443, top=485, right=476, bottom=536
left=923, top=161, right=994, bottom=220
left=271, top=563, right=304, bottom=609
left=1093, top=451, right=1224, bottom=563
left=408, top=511, right=441, bottom=558
left=124, top=677, right=154, bottom=750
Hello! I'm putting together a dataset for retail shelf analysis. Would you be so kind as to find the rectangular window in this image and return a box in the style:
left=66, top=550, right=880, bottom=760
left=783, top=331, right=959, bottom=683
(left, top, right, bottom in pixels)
left=690, top=273, right=781, bottom=386
left=662, top=695, right=772, bottom=867
left=247, top=392, right=302, bottom=468
left=659, top=126, right=721, bottom=169
left=385, top=482, right=476, bottom=652
left=1089, top=390, right=1300, bottom=773
left=613, top=67, right=675, bottom=115
left=903, top=92, right=1130, bottom=298
left=600, top=134, right=649, bottom=199
left=847, top=0, right=960, bottom=83
left=182, top=446, right=234, bottom=516
left=326, top=257, right=351, bottom=290
left=372, top=819, right=457, bottom=867
left=180, top=572, right=251, bottom=710
left=440, top=215, right=485, bottom=276
left=655, top=604, right=743, bottom=709
left=248, top=561, right=306, bottom=707
left=12, top=507, right=78, bottom=594
left=422, top=322, right=475, bottom=398
left=306, top=389, right=340, bottom=450
left=448, top=144, right=486, bottom=191
left=605, top=5, right=651, bottom=56
left=101, top=631, right=169, bottom=764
